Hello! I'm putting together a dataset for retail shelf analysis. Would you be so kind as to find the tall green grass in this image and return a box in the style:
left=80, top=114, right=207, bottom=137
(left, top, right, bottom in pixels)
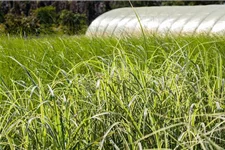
left=0, top=35, right=225, bottom=149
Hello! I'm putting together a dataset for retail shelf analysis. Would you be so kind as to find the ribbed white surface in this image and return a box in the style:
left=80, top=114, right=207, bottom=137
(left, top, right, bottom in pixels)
left=86, top=5, right=225, bottom=36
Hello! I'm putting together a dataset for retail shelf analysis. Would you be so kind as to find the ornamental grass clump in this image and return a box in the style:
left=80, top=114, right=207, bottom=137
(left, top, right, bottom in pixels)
left=0, top=35, right=225, bottom=149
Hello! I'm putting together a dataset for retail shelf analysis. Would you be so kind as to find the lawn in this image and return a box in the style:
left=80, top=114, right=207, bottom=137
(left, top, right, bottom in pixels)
left=0, top=35, right=225, bottom=149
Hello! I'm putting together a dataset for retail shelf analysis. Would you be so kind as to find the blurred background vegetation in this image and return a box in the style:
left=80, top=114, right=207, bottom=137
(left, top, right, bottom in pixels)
left=0, top=1, right=224, bottom=36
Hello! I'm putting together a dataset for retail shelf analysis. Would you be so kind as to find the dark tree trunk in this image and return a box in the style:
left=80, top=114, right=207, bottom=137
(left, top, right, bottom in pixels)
left=53, top=1, right=69, bottom=12
left=1, top=2, right=11, bottom=14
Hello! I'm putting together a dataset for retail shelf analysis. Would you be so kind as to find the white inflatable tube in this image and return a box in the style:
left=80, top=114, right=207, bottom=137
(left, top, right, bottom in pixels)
left=86, top=5, right=225, bottom=37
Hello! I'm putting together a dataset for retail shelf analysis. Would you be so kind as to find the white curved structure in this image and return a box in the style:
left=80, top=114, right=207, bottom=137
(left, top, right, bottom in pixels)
left=86, top=5, right=225, bottom=37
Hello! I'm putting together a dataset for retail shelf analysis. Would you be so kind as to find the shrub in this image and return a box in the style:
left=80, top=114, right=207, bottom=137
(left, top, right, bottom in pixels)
left=4, top=13, right=40, bottom=36
left=34, top=6, right=57, bottom=25
left=0, top=24, right=5, bottom=33
left=59, top=10, right=87, bottom=35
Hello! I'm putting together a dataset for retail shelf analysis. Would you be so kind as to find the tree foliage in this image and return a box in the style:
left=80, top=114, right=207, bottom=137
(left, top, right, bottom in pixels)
left=4, top=13, right=39, bottom=36
left=34, top=6, right=56, bottom=25
left=60, top=10, right=87, bottom=35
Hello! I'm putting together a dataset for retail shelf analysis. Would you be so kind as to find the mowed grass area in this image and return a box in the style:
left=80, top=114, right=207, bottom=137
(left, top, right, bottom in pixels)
left=0, top=35, right=225, bottom=149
